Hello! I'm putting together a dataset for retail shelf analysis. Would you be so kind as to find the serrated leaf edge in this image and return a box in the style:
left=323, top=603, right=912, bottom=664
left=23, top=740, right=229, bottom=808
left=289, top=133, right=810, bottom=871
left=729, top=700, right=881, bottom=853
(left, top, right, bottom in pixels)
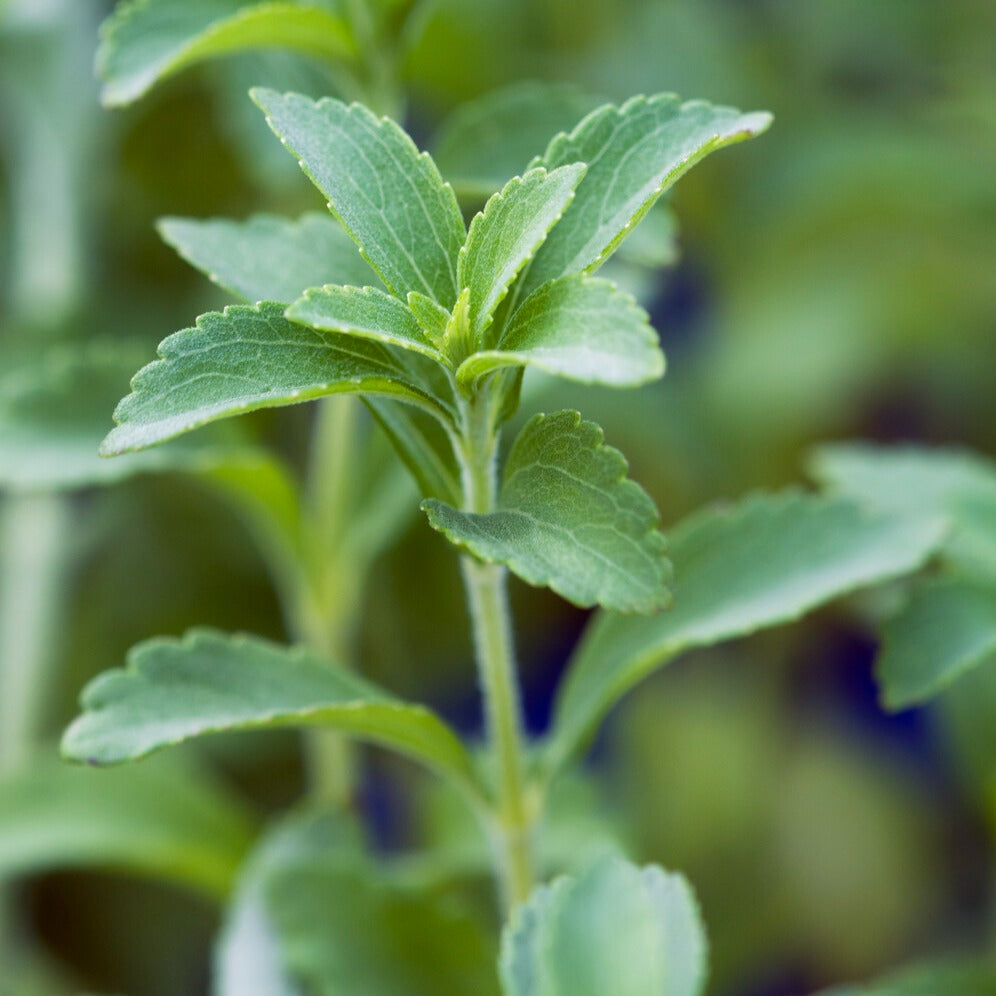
left=100, top=302, right=445, bottom=456
left=457, top=164, right=586, bottom=344
left=250, top=89, right=465, bottom=306
left=287, top=283, right=445, bottom=362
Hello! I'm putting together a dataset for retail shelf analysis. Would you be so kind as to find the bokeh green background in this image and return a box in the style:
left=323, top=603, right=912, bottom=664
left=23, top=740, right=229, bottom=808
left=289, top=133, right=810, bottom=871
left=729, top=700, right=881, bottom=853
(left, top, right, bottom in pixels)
left=1, top=1, right=994, bottom=993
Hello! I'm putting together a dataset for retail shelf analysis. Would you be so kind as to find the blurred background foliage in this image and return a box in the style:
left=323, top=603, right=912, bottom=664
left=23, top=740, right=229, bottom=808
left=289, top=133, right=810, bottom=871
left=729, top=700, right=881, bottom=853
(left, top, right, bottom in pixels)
left=0, top=0, right=994, bottom=993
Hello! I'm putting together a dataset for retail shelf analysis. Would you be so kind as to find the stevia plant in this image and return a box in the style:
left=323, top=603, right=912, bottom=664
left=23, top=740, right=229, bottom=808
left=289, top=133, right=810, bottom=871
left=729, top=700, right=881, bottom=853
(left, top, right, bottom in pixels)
left=52, top=79, right=976, bottom=992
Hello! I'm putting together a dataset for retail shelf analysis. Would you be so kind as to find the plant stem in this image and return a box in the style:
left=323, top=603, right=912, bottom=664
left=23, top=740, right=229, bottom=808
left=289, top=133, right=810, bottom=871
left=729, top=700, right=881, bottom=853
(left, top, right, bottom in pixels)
left=298, top=396, right=360, bottom=808
left=0, top=494, right=72, bottom=770
left=458, top=396, right=534, bottom=911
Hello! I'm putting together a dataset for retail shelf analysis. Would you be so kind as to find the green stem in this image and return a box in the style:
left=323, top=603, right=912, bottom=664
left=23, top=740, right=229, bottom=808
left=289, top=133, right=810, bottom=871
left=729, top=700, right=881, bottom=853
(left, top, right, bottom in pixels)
left=298, top=396, right=361, bottom=807
left=458, top=396, right=534, bottom=911
left=0, top=494, right=72, bottom=770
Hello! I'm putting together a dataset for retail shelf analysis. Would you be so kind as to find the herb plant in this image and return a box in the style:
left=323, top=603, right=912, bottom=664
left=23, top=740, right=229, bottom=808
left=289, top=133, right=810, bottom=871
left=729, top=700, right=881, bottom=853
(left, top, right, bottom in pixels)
left=46, top=63, right=979, bottom=989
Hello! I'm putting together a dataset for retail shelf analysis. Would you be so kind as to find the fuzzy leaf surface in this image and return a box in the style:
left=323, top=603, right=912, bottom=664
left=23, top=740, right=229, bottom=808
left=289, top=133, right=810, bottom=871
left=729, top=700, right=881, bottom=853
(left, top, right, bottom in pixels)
left=501, top=856, right=706, bottom=996
left=545, top=491, right=947, bottom=776
left=252, top=89, right=465, bottom=306
left=423, top=410, right=670, bottom=613
left=101, top=302, right=445, bottom=455
left=877, top=577, right=996, bottom=710
left=62, top=629, right=480, bottom=799
left=811, top=444, right=996, bottom=581
left=0, top=754, right=252, bottom=898
left=458, top=165, right=586, bottom=343
left=432, top=82, right=603, bottom=199
left=287, top=284, right=441, bottom=360
left=98, top=0, right=355, bottom=106
left=158, top=213, right=376, bottom=304
left=457, top=275, right=663, bottom=388
left=517, top=94, right=772, bottom=301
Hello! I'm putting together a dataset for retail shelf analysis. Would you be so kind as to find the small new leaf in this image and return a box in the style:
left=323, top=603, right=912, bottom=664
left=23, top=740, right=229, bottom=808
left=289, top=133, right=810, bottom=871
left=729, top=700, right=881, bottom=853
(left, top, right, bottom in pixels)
left=62, top=629, right=482, bottom=801
left=545, top=491, right=947, bottom=777
left=501, top=856, right=707, bottom=996
left=100, top=302, right=446, bottom=455
left=287, top=284, right=443, bottom=361
left=98, top=0, right=356, bottom=107
left=158, top=213, right=376, bottom=304
left=252, top=89, right=466, bottom=306
left=517, top=94, right=771, bottom=300
left=423, top=411, right=671, bottom=613
left=458, top=164, right=586, bottom=345
left=877, top=578, right=996, bottom=710
left=457, top=275, right=664, bottom=389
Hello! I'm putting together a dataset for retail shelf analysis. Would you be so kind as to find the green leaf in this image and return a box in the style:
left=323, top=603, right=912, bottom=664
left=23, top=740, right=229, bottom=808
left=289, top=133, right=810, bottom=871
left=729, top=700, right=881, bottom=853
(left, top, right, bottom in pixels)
left=214, top=809, right=359, bottom=996
left=877, top=577, right=996, bottom=710
left=544, top=491, right=947, bottom=777
left=458, top=165, right=586, bottom=344
left=287, top=284, right=442, bottom=361
left=97, top=0, right=355, bottom=106
left=432, top=82, right=603, bottom=200
left=100, top=302, right=449, bottom=455
left=811, top=444, right=996, bottom=581
left=251, top=89, right=466, bottom=306
left=158, top=213, right=376, bottom=304
left=267, top=850, right=499, bottom=996
left=62, top=629, right=482, bottom=802
left=365, top=398, right=462, bottom=504
left=0, top=753, right=253, bottom=898
left=423, top=410, right=670, bottom=613
left=406, top=291, right=450, bottom=349
left=457, top=275, right=664, bottom=389
left=501, top=856, right=707, bottom=996
left=516, top=94, right=771, bottom=302
left=0, top=341, right=213, bottom=492
left=817, top=960, right=996, bottom=995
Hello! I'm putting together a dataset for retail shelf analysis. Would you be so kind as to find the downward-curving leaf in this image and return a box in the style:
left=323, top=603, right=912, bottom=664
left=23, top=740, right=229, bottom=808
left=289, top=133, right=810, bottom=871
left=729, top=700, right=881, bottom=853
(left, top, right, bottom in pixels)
left=0, top=753, right=253, bottom=899
left=97, top=0, right=355, bottom=107
left=423, top=411, right=670, bottom=613
left=458, top=164, right=586, bottom=344
left=457, top=275, right=664, bottom=389
left=544, top=491, right=947, bottom=777
left=516, top=94, right=772, bottom=301
left=158, top=213, right=376, bottom=304
left=287, top=285, right=442, bottom=360
left=62, top=629, right=482, bottom=802
left=501, top=856, right=707, bottom=996
left=100, top=302, right=446, bottom=455
left=811, top=443, right=996, bottom=581
left=251, top=89, right=466, bottom=306
left=877, top=578, right=996, bottom=710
